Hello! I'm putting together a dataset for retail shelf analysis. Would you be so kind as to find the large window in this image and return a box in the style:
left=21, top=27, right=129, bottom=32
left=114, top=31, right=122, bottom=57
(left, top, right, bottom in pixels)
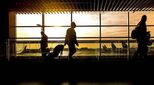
left=15, top=11, right=154, bottom=59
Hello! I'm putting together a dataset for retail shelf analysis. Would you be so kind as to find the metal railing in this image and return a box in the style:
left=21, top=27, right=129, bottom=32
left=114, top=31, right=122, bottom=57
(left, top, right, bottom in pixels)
left=6, top=37, right=154, bottom=61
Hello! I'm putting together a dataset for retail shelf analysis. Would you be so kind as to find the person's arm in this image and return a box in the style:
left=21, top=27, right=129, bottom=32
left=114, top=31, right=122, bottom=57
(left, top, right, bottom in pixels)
left=75, top=40, right=79, bottom=46
left=64, top=30, right=69, bottom=46
left=64, top=35, right=68, bottom=46
left=74, top=32, right=79, bottom=46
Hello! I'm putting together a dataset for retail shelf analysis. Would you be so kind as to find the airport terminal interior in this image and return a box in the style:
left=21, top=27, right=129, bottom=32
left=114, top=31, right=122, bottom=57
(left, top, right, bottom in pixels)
left=4, top=0, right=154, bottom=61
left=1, top=0, right=154, bottom=84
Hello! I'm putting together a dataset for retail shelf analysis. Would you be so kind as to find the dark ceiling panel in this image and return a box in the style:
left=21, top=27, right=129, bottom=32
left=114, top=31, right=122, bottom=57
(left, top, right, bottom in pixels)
left=112, top=0, right=121, bottom=11
left=9, top=0, right=154, bottom=13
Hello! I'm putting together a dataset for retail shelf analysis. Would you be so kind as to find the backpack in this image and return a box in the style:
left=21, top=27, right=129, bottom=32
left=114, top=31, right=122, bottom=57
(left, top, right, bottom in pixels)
left=131, top=29, right=137, bottom=39
left=131, top=27, right=139, bottom=39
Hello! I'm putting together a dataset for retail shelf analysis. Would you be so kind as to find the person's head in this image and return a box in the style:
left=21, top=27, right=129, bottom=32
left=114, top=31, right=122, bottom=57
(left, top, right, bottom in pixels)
left=141, top=15, right=147, bottom=22
left=41, top=31, right=44, bottom=35
left=71, top=22, right=76, bottom=28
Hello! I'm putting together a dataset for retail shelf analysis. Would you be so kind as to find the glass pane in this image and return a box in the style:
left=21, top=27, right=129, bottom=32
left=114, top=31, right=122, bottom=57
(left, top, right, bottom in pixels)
left=75, top=27, right=99, bottom=37
left=147, top=26, right=154, bottom=37
left=72, top=11, right=99, bottom=25
left=101, top=27, right=128, bottom=37
left=16, top=14, right=42, bottom=26
left=74, top=43, right=99, bottom=58
left=45, top=27, right=68, bottom=37
left=101, top=12, right=128, bottom=25
left=16, top=27, right=42, bottom=37
left=101, top=38, right=128, bottom=58
left=45, top=13, right=71, bottom=26
left=16, top=42, right=41, bottom=57
left=130, top=11, right=154, bottom=25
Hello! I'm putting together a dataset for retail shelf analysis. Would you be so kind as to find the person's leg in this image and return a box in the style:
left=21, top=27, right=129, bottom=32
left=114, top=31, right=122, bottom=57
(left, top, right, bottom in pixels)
left=133, top=50, right=139, bottom=59
left=140, top=45, right=148, bottom=60
left=137, top=43, right=146, bottom=59
left=133, top=43, right=140, bottom=59
left=42, top=48, right=47, bottom=58
left=68, top=44, right=76, bottom=60
left=136, top=43, right=148, bottom=61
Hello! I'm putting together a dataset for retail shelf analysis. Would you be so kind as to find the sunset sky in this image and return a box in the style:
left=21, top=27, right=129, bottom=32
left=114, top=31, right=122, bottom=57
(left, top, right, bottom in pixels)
left=16, top=11, right=154, bottom=37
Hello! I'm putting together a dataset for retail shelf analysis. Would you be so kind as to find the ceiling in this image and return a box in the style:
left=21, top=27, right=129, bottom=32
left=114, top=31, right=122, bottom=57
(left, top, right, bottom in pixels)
left=9, top=0, right=154, bottom=13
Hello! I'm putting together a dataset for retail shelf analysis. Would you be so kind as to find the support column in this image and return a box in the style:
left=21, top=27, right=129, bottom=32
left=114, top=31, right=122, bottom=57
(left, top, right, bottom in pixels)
left=9, top=12, right=16, bottom=60
left=0, top=0, right=9, bottom=61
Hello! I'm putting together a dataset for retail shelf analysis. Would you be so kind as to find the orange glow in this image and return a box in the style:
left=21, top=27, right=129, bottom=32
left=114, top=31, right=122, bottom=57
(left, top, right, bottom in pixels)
left=16, top=12, right=154, bottom=50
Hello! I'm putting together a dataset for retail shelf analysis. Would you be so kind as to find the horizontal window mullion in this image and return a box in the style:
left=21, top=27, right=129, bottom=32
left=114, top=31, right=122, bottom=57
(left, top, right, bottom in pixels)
left=15, top=25, right=130, bottom=27
left=11, top=36, right=154, bottom=39
left=15, top=40, right=154, bottom=43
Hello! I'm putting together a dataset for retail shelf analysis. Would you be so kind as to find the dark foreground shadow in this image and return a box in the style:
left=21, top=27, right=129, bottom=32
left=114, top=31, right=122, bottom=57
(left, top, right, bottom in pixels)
left=1, top=55, right=154, bottom=85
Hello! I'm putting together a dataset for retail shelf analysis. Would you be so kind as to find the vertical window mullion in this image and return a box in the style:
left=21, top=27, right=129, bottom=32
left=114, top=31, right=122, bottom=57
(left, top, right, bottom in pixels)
left=71, top=11, right=73, bottom=22
left=42, top=13, right=45, bottom=32
left=127, top=12, right=130, bottom=61
left=99, top=11, right=101, bottom=60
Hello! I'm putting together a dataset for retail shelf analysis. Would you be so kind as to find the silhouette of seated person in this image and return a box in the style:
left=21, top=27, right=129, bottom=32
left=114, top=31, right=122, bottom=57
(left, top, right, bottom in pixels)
left=102, top=45, right=108, bottom=52
left=111, top=42, right=117, bottom=52
left=17, top=45, right=27, bottom=54
left=40, top=31, right=48, bottom=57
left=121, top=41, right=127, bottom=52
left=122, top=42, right=127, bottom=49
left=133, top=15, right=150, bottom=59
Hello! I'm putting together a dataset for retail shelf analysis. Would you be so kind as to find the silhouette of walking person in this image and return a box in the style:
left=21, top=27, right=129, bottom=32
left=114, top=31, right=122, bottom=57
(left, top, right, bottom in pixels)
left=64, top=22, right=79, bottom=60
left=133, top=15, right=150, bottom=60
left=40, top=31, right=48, bottom=57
